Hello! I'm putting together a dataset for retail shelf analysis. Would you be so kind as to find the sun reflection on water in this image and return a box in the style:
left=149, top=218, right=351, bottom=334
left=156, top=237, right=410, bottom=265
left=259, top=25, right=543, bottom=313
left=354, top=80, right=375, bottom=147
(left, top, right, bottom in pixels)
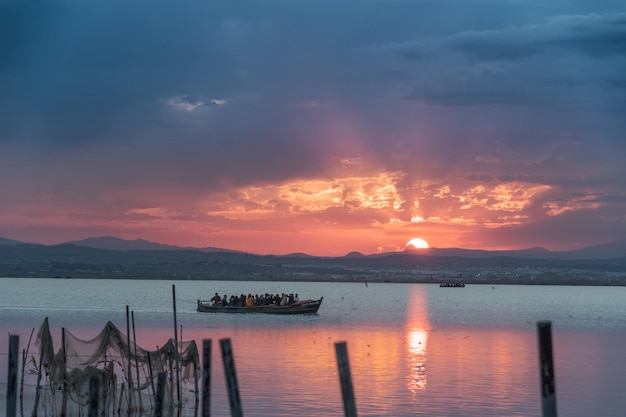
left=405, top=285, right=430, bottom=393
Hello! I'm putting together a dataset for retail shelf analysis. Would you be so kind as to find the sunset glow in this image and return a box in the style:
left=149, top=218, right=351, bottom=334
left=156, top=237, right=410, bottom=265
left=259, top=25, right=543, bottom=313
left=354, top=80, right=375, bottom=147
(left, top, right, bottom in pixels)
left=406, top=238, right=430, bottom=249
left=406, top=286, right=430, bottom=392
left=1, top=0, right=624, bottom=256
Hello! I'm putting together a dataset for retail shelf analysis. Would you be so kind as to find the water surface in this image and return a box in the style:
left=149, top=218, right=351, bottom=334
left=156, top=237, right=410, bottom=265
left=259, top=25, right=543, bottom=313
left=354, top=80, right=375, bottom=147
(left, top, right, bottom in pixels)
left=1, top=278, right=625, bottom=416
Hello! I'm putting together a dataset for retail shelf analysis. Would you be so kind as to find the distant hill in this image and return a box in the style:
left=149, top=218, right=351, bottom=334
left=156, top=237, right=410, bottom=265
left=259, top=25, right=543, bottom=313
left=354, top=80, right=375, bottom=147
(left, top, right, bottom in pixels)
left=0, top=237, right=22, bottom=246
left=403, top=246, right=554, bottom=259
left=283, top=252, right=316, bottom=258
left=67, top=236, right=239, bottom=253
left=403, top=241, right=626, bottom=260
left=562, top=240, right=626, bottom=260
left=1, top=235, right=625, bottom=260
left=67, top=236, right=182, bottom=251
left=345, top=251, right=366, bottom=258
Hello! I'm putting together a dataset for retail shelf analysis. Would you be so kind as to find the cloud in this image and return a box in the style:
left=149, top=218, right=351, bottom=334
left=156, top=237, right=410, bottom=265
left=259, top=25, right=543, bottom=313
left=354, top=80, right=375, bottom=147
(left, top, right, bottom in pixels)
left=390, top=12, right=626, bottom=62
left=381, top=12, right=626, bottom=107
left=167, top=95, right=227, bottom=111
left=465, top=173, right=493, bottom=182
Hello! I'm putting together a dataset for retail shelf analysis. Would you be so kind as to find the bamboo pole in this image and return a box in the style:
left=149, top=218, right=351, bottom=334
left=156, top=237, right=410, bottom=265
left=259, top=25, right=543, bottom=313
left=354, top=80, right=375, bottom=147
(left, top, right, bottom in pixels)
left=219, top=338, right=243, bottom=417
left=6, top=334, right=19, bottom=417
left=335, top=342, right=357, bottom=417
left=202, top=339, right=211, bottom=417
left=537, top=321, right=558, bottom=417
left=172, top=285, right=182, bottom=406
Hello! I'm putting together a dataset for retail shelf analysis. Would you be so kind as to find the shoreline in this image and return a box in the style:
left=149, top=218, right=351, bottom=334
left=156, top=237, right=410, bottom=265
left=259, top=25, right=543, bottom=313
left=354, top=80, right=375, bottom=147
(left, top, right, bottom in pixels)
left=1, top=273, right=624, bottom=286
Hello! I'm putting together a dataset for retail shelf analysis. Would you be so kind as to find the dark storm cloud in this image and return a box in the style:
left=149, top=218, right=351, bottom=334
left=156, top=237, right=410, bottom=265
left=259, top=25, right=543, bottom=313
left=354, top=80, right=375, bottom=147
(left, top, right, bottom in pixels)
left=449, top=13, right=626, bottom=61
left=390, top=12, right=626, bottom=62
left=386, top=12, right=626, bottom=109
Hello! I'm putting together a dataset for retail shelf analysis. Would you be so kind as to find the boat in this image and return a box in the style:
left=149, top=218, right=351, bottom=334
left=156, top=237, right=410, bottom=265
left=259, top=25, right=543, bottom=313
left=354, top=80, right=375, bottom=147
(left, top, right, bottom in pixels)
left=439, top=283, right=465, bottom=288
left=196, top=297, right=323, bottom=314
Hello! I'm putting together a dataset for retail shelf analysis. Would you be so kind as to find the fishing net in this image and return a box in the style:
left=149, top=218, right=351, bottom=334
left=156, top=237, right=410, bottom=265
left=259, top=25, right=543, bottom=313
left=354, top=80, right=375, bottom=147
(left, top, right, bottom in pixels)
left=25, top=317, right=200, bottom=416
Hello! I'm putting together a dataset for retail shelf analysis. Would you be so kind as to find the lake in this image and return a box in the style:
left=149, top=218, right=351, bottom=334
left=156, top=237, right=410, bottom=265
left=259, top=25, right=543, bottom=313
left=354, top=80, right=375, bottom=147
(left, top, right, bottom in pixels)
left=1, top=278, right=625, bottom=416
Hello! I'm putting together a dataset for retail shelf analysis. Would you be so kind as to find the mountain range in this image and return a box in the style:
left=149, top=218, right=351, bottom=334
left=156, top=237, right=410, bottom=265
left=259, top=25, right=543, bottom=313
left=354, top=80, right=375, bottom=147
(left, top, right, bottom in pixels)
left=1, top=235, right=625, bottom=260
left=2, top=235, right=625, bottom=284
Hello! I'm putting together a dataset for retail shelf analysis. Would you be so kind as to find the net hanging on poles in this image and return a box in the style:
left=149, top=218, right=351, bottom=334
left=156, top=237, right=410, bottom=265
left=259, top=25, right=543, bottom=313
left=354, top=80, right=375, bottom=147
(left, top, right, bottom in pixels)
left=25, top=317, right=200, bottom=416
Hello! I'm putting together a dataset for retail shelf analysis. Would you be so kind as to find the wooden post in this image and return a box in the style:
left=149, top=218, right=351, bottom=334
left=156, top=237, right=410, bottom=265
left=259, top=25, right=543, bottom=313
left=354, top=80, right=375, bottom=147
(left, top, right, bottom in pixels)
left=154, top=372, right=166, bottom=417
left=32, top=317, right=50, bottom=417
left=31, top=338, right=44, bottom=417
left=61, top=327, right=68, bottom=417
left=20, top=328, right=35, bottom=416
left=126, top=305, right=134, bottom=411
left=219, top=338, right=243, bottom=417
left=147, top=352, right=156, bottom=398
left=168, top=349, right=174, bottom=406
left=6, top=335, right=19, bottom=417
left=103, top=351, right=108, bottom=413
left=20, top=348, right=25, bottom=417
left=537, top=321, right=558, bottom=417
left=335, top=342, right=357, bottom=417
left=117, top=382, right=125, bottom=415
left=131, top=311, right=144, bottom=412
left=202, top=339, right=211, bottom=417
left=172, top=285, right=182, bottom=407
left=194, top=346, right=199, bottom=411
left=88, top=375, right=100, bottom=417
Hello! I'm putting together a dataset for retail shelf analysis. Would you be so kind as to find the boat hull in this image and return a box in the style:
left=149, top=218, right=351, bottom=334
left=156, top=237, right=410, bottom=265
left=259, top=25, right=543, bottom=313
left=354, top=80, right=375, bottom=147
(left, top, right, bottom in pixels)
left=196, top=297, right=323, bottom=314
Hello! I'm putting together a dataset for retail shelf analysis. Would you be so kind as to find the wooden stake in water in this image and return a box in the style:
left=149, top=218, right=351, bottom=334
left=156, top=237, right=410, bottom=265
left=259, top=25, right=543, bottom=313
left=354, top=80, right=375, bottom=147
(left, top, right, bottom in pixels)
left=126, top=305, right=134, bottom=410
left=61, top=327, right=68, bottom=417
left=32, top=318, right=47, bottom=417
left=220, top=338, right=243, bottom=417
left=537, top=321, right=558, bottom=417
left=154, top=372, right=166, bottom=417
left=202, top=339, right=212, bottom=417
left=6, top=334, right=19, bottom=417
left=132, top=310, right=144, bottom=412
left=147, top=351, right=156, bottom=399
left=88, top=375, right=100, bottom=417
left=335, top=342, right=358, bottom=417
left=20, top=328, right=35, bottom=415
left=172, top=284, right=182, bottom=406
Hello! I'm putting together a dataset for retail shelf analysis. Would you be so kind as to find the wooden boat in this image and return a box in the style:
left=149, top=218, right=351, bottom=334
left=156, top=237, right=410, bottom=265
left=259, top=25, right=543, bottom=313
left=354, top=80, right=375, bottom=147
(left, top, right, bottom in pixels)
left=196, top=297, right=323, bottom=314
left=439, top=283, right=465, bottom=288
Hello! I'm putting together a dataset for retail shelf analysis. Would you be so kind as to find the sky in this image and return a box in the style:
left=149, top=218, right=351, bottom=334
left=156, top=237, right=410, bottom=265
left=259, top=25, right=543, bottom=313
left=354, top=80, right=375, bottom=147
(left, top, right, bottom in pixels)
left=1, top=0, right=625, bottom=256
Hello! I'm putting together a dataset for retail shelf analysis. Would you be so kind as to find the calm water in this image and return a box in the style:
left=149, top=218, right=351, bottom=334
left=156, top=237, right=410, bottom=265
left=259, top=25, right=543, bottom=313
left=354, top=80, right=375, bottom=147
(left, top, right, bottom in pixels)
left=1, top=278, right=625, bottom=416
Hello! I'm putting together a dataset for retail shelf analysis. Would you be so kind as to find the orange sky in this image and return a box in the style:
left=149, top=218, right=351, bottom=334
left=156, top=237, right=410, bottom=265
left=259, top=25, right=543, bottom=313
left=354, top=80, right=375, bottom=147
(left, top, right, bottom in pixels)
left=1, top=163, right=608, bottom=256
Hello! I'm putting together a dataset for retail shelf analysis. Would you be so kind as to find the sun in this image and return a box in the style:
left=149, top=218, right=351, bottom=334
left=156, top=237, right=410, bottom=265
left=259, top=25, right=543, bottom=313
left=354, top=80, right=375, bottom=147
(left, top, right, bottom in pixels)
left=406, top=238, right=429, bottom=249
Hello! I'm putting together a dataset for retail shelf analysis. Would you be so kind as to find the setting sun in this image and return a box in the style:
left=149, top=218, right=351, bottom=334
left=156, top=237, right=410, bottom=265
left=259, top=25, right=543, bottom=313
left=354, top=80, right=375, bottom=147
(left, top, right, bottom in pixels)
left=406, top=238, right=430, bottom=249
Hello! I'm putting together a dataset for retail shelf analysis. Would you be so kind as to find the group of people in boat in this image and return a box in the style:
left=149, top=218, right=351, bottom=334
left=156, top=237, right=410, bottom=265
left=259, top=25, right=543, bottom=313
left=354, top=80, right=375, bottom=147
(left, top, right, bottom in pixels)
left=209, top=292, right=300, bottom=307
